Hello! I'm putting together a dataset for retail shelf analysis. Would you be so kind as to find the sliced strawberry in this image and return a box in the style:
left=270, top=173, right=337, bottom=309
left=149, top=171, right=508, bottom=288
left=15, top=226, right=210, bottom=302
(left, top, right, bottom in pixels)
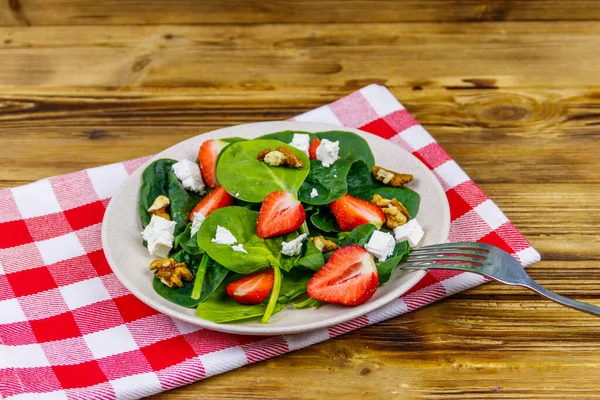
left=227, top=269, right=275, bottom=305
left=256, top=191, right=305, bottom=238
left=199, top=139, right=228, bottom=188
left=191, top=185, right=235, bottom=220
left=308, top=138, right=321, bottom=160
left=330, top=194, right=385, bottom=231
left=307, top=245, right=378, bottom=306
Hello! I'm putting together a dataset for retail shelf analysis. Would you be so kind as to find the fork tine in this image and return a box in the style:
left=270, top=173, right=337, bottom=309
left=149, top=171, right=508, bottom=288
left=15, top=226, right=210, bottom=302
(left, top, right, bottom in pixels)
left=409, top=249, right=487, bottom=258
left=405, top=255, right=484, bottom=264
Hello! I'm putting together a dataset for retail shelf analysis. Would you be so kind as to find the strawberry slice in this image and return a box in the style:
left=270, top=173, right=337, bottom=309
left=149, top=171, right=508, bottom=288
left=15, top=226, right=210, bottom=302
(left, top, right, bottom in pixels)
left=227, top=269, right=275, bottom=305
left=256, top=191, right=305, bottom=238
left=307, top=245, right=378, bottom=306
left=198, top=139, right=228, bottom=188
left=191, top=185, right=235, bottom=220
left=330, top=194, right=385, bottom=231
left=308, top=138, right=321, bottom=160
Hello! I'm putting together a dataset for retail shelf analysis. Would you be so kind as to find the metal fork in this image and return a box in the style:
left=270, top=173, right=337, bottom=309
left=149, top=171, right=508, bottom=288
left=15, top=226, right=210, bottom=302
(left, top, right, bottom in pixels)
left=401, top=242, right=600, bottom=317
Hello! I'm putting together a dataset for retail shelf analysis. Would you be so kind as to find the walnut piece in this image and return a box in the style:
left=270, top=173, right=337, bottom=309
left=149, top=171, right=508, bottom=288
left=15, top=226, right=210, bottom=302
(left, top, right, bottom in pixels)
left=149, top=258, right=193, bottom=288
left=372, top=166, right=413, bottom=187
left=148, top=195, right=171, bottom=220
left=371, top=194, right=411, bottom=229
left=257, top=146, right=304, bottom=169
left=309, top=236, right=338, bottom=253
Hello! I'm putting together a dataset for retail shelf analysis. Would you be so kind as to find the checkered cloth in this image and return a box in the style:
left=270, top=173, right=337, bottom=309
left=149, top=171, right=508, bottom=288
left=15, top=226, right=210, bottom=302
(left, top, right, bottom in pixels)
left=0, top=84, right=540, bottom=400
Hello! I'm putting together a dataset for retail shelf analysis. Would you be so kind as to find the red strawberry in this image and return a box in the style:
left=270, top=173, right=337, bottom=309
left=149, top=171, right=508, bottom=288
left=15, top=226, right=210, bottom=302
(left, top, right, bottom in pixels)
left=199, top=139, right=228, bottom=188
left=308, top=138, right=321, bottom=160
left=191, top=185, right=235, bottom=220
left=227, top=269, right=275, bottom=305
left=330, top=194, right=385, bottom=231
left=307, top=245, right=378, bottom=306
left=256, top=191, right=305, bottom=238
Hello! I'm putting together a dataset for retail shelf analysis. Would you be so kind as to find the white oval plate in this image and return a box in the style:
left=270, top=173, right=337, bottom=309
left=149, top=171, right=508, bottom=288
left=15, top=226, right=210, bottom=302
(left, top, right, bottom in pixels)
left=102, top=121, right=450, bottom=335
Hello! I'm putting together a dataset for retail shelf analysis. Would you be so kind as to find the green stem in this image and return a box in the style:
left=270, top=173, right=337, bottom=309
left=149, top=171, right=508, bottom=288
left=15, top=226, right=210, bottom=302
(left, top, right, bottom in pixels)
left=262, top=264, right=282, bottom=324
left=300, top=220, right=310, bottom=236
left=191, top=254, right=209, bottom=300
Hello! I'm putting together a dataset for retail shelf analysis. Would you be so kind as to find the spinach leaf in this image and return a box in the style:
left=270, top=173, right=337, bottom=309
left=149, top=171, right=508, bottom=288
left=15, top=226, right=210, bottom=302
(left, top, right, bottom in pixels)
left=168, top=170, right=202, bottom=235
left=340, top=223, right=377, bottom=247
left=376, top=240, right=410, bottom=284
left=221, top=137, right=247, bottom=144
left=298, top=131, right=375, bottom=205
left=174, top=222, right=203, bottom=256
left=151, top=249, right=227, bottom=308
left=278, top=270, right=313, bottom=304
left=295, top=241, right=325, bottom=271
left=259, top=130, right=317, bottom=144
left=292, top=297, right=321, bottom=309
left=139, top=159, right=176, bottom=228
left=197, top=206, right=277, bottom=274
left=309, top=207, right=341, bottom=233
left=264, top=232, right=302, bottom=272
left=347, top=160, right=421, bottom=217
left=216, top=139, right=310, bottom=203
left=196, top=275, right=285, bottom=323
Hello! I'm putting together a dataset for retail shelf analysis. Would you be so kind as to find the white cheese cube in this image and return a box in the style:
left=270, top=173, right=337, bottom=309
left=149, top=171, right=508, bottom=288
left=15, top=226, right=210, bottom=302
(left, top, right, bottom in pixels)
left=231, top=243, right=248, bottom=254
left=281, top=233, right=307, bottom=257
left=393, top=219, right=425, bottom=248
left=142, top=215, right=176, bottom=258
left=190, top=213, right=205, bottom=236
left=364, top=230, right=396, bottom=262
left=315, top=139, right=340, bottom=168
left=290, top=133, right=310, bottom=156
left=310, top=188, right=319, bottom=198
left=211, top=225, right=237, bottom=245
left=172, top=159, right=206, bottom=194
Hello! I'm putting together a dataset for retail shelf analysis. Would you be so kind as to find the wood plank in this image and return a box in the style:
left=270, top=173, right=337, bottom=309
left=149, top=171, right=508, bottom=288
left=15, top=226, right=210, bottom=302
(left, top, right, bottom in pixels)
left=2, top=1, right=600, bottom=26
left=151, top=261, right=600, bottom=399
left=0, top=23, right=600, bottom=89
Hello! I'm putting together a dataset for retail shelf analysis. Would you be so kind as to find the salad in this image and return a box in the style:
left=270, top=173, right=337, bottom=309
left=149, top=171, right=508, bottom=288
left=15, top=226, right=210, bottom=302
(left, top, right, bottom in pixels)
left=138, top=130, right=425, bottom=324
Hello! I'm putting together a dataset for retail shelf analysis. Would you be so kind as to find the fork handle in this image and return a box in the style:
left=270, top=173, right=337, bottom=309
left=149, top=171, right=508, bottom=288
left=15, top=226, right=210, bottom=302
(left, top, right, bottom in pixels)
left=521, top=279, right=600, bottom=317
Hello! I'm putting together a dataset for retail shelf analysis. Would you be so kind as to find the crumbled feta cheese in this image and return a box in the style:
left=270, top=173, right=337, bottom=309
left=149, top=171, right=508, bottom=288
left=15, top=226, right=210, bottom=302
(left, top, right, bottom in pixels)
left=142, top=215, right=177, bottom=258
left=281, top=233, right=307, bottom=257
left=235, top=192, right=240, bottom=197
left=310, top=188, right=319, bottom=198
left=393, top=219, right=425, bottom=248
left=316, top=139, right=340, bottom=168
left=364, top=230, right=396, bottom=262
left=190, top=213, right=205, bottom=236
left=231, top=243, right=248, bottom=254
left=211, top=226, right=237, bottom=245
left=172, top=159, right=205, bottom=194
left=289, top=133, right=310, bottom=156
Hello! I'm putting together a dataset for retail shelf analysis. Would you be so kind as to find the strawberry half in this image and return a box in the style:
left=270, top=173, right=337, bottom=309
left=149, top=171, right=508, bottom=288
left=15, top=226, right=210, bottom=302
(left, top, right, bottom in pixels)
left=191, top=185, right=235, bottom=220
left=198, top=139, right=228, bottom=188
left=227, top=269, right=275, bottom=305
left=256, top=191, right=305, bottom=238
left=307, top=245, right=378, bottom=306
left=308, top=138, right=321, bottom=160
left=330, top=194, right=385, bottom=231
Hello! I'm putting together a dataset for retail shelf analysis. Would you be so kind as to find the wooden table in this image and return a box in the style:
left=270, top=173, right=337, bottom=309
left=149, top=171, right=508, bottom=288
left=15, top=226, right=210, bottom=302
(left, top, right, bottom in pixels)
left=1, top=1, right=599, bottom=398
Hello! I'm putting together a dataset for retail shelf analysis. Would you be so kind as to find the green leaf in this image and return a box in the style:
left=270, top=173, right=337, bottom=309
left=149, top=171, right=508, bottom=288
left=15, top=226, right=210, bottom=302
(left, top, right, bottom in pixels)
left=278, top=270, right=313, bottom=304
left=259, top=130, right=317, bottom=144
left=174, top=222, right=204, bottom=256
left=216, top=139, right=310, bottom=203
left=292, top=297, right=321, bottom=309
left=151, top=250, right=228, bottom=307
left=298, top=130, right=375, bottom=205
left=295, top=241, right=325, bottom=271
left=340, top=224, right=377, bottom=247
left=347, top=160, right=421, bottom=217
left=168, top=170, right=202, bottom=235
left=197, top=207, right=277, bottom=274
left=264, top=232, right=303, bottom=272
left=196, top=275, right=285, bottom=323
left=376, top=241, right=411, bottom=284
left=309, top=207, right=341, bottom=233
left=139, top=159, right=176, bottom=228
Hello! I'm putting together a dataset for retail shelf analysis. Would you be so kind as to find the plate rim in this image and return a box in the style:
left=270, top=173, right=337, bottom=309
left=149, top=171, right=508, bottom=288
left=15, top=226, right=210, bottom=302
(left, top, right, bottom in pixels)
left=102, top=120, right=448, bottom=335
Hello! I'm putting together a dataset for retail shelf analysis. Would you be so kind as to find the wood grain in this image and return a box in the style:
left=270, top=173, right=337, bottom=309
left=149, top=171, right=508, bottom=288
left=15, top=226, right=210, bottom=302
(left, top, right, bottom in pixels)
left=1, top=23, right=600, bottom=89
left=1, top=1, right=600, bottom=26
left=1, top=6, right=600, bottom=398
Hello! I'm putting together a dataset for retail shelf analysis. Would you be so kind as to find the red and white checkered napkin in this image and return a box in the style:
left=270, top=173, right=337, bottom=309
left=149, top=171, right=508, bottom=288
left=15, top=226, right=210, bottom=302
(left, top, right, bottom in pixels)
left=0, top=84, right=540, bottom=400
